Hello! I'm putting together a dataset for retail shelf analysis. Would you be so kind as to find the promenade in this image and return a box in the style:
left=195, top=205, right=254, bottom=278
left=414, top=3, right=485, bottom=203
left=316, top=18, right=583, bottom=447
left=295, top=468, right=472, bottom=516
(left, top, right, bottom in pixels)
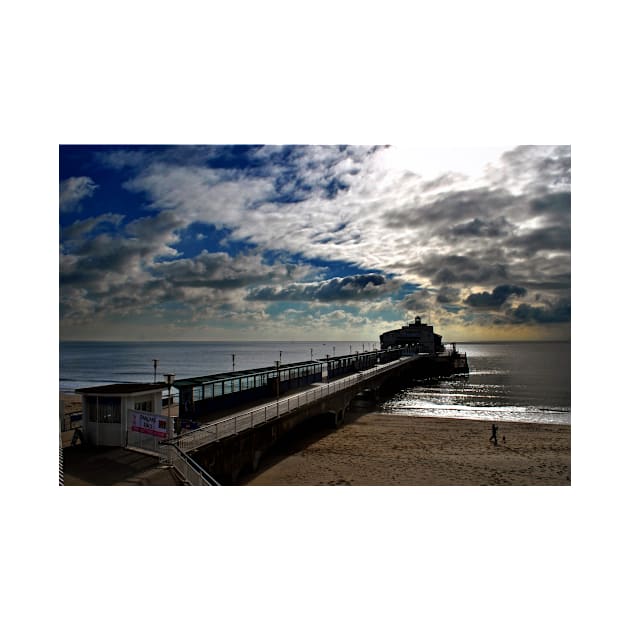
left=62, top=445, right=183, bottom=485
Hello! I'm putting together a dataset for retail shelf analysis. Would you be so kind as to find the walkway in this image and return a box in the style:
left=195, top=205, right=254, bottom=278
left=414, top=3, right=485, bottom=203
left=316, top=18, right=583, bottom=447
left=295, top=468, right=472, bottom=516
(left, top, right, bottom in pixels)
left=166, top=354, right=420, bottom=454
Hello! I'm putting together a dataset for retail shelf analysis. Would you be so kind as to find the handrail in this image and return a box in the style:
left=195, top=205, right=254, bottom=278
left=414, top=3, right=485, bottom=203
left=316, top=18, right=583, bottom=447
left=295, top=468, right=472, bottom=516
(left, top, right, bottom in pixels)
left=165, top=355, right=420, bottom=454
left=160, top=442, right=221, bottom=486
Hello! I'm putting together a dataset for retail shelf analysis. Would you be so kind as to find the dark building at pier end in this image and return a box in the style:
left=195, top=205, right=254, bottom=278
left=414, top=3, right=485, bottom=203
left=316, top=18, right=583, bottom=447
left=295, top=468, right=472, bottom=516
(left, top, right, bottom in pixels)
left=379, top=316, right=445, bottom=354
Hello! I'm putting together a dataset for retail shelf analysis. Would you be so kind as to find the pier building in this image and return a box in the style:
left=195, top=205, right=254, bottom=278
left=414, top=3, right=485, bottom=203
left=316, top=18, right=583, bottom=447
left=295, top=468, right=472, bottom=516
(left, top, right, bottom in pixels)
left=380, top=316, right=444, bottom=354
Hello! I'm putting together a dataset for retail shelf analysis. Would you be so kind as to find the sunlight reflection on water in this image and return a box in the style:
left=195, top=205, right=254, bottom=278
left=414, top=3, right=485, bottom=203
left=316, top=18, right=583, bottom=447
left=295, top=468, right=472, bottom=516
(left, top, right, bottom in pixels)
left=380, top=342, right=570, bottom=425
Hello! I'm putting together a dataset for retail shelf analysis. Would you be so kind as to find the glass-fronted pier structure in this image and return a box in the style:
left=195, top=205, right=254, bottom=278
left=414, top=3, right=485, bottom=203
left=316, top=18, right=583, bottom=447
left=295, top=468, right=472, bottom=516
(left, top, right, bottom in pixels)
left=324, top=350, right=380, bottom=379
left=175, top=360, right=324, bottom=419
left=173, top=348, right=415, bottom=420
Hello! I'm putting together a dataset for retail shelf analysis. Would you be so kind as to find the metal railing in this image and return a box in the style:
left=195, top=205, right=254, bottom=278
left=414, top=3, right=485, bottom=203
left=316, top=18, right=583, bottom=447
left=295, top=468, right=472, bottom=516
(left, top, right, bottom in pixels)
left=167, top=355, right=419, bottom=453
left=159, top=443, right=220, bottom=486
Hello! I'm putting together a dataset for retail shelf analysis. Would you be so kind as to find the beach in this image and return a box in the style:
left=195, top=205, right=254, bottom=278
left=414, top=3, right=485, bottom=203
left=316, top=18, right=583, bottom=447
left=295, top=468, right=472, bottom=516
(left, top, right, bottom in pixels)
left=60, top=392, right=570, bottom=486
left=60, top=393, right=83, bottom=447
left=242, top=411, right=571, bottom=486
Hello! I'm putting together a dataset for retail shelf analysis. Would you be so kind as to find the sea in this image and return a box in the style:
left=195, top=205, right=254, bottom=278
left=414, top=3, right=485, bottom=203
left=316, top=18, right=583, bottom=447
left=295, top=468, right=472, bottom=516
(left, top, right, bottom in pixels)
left=59, top=340, right=570, bottom=425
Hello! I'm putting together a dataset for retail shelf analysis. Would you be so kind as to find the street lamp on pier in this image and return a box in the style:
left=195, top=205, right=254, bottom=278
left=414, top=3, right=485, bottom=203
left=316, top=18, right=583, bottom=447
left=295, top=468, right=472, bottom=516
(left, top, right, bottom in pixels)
left=165, top=373, right=175, bottom=436
left=274, top=360, right=281, bottom=416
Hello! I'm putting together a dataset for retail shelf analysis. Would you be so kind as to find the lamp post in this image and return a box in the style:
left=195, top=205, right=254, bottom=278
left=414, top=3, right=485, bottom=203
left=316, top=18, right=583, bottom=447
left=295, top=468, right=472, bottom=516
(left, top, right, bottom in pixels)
left=165, top=373, right=175, bottom=436
left=274, top=360, right=280, bottom=416
left=153, top=359, right=159, bottom=384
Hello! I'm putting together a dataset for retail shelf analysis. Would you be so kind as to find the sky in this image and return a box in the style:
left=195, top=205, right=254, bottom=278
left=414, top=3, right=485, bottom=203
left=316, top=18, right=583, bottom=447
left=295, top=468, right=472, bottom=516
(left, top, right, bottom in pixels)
left=59, top=144, right=570, bottom=342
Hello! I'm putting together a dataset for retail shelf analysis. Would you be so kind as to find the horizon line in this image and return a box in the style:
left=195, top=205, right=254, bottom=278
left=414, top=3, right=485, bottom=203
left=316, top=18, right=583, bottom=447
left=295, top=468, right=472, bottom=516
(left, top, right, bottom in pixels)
left=59, top=338, right=571, bottom=344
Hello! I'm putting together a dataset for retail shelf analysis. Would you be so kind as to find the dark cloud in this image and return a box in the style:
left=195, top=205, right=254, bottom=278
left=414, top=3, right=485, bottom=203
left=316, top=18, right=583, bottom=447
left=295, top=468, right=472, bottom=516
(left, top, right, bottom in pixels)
left=507, top=225, right=571, bottom=253
left=125, top=210, right=184, bottom=241
left=529, top=191, right=570, bottom=217
left=400, top=289, right=434, bottom=311
left=406, top=254, right=509, bottom=287
left=491, top=145, right=571, bottom=193
left=386, top=187, right=523, bottom=231
left=153, top=251, right=280, bottom=290
left=450, top=216, right=512, bottom=238
left=247, top=274, right=401, bottom=303
left=436, top=286, right=461, bottom=304
left=61, top=210, right=185, bottom=287
left=465, top=285, right=527, bottom=308
left=506, top=298, right=571, bottom=324
left=62, top=213, right=125, bottom=241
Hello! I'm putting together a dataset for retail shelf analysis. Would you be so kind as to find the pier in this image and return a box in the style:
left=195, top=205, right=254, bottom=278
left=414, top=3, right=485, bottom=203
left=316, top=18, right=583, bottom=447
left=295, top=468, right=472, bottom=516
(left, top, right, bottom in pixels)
left=62, top=316, right=469, bottom=485
left=160, top=350, right=467, bottom=483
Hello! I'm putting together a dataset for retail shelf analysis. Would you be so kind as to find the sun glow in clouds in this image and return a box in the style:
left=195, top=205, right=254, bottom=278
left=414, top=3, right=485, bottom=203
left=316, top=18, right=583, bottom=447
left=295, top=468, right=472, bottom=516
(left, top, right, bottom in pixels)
left=377, top=146, right=513, bottom=184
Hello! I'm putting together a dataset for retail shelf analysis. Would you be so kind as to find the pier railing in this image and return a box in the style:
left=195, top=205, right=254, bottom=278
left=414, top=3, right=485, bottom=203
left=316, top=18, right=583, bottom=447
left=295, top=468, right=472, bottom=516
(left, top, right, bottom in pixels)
left=167, top=355, right=418, bottom=453
left=159, top=442, right=220, bottom=486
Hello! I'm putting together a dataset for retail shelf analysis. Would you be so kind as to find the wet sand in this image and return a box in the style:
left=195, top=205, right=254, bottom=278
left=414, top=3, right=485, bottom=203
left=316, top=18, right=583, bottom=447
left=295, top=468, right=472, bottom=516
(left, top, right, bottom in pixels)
left=243, top=411, right=571, bottom=486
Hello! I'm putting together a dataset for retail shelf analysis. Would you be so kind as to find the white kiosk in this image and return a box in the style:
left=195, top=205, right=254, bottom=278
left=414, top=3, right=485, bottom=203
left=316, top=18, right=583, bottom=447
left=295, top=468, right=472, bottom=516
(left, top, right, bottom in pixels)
left=76, top=382, right=174, bottom=449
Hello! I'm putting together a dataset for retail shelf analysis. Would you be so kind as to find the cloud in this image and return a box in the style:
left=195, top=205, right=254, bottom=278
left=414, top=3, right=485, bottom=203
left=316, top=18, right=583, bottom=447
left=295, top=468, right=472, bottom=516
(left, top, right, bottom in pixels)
left=406, top=254, right=509, bottom=287
left=400, top=288, right=434, bottom=311
left=529, top=191, right=570, bottom=217
left=450, top=216, right=512, bottom=238
left=507, top=225, right=571, bottom=253
left=436, top=286, right=461, bottom=304
left=247, top=274, right=402, bottom=303
left=487, top=145, right=571, bottom=194
left=59, top=145, right=571, bottom=339
left=114, top=146, right=570, bottom=302
left=506, top=298, right=571, bottom=324
left=59, top=176, right=98, bottom=212
left=385, top=187, right=524, bottom=234
left=62, top=213, right=125, bottom=241
left=153, top=251, right=290, bottom=290
left=465, top=284, right=527, bottom=308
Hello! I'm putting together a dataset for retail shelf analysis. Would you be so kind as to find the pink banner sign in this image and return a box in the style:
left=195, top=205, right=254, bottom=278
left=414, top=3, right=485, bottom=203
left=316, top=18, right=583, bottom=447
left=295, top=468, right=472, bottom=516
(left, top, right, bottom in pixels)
left=131, top=410, right=169, bottom=438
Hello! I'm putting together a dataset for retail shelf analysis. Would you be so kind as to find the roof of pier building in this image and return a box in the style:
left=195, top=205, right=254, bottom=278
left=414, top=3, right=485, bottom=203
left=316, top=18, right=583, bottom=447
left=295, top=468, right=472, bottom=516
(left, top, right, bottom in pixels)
left=172, top=360, right=322, bottom=389
left=76, top=383, right=168, bottom=395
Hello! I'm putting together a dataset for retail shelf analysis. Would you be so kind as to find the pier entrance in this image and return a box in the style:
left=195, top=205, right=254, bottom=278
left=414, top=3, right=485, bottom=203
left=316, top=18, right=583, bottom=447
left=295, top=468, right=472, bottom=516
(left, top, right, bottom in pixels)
left=126, top=408, right=172, bottom=455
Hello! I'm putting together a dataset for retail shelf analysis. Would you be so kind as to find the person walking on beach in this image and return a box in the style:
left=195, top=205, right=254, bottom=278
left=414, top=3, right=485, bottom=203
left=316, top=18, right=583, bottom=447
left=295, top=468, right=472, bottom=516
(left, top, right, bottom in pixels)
left=490, top=423, right=498, bottom=446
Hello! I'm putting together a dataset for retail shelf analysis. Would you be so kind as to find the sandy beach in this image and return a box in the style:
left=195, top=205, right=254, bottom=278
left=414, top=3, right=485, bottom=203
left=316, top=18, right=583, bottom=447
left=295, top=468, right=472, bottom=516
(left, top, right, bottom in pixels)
left=60, top=393, right=83, bottom=447
left=60, top=392, right=570, bottom=485
left=242, top=411, right=571, bottom=486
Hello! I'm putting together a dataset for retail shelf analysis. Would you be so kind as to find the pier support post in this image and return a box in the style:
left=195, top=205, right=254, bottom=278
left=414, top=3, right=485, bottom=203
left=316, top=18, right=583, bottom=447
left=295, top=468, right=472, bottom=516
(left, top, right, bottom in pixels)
left=334, top=408, right=345, bottom=427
